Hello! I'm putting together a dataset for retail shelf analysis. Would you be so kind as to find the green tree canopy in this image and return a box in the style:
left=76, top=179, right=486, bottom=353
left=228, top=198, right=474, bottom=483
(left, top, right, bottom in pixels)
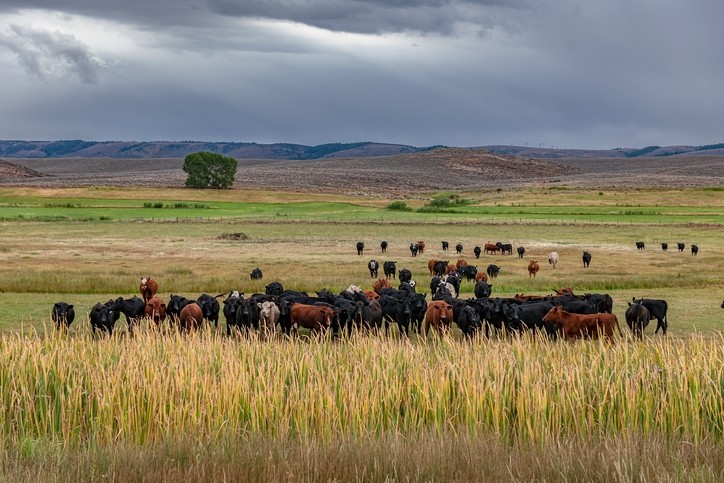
left=183, top=152, right=238, bottom=189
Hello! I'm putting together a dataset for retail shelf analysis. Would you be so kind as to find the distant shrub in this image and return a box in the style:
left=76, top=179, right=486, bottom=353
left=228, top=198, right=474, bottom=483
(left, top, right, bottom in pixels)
left=386, top=201, right=412, bottom=212
left=418, top=193, right=472, bottom=212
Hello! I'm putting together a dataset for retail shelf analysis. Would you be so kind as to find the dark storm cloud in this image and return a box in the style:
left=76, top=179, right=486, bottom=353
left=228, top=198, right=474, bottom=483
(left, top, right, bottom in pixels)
left=0, top=24, right=104, bottom=83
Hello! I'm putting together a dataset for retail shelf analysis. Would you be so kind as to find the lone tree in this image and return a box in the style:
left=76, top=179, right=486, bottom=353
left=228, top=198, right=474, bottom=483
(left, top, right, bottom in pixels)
left=183, top=152, right=238, bottom=189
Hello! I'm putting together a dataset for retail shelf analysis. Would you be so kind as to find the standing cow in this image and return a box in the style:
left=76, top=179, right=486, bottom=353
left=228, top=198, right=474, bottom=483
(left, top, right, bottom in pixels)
left=677, top=243, right=685, bottom=252
left=145, top=296, right=167, bottom=327
left=51, top=302, right=75, bottom=330
left=139, top=277, right=158, bottom=303
left=398, top=268, right=412, bottom=284
left=417, top=241, right=426, bottom=254
left=473, top=246, right=481, bottom=259
left=455, top=243, right=463, bottom=254
left=250, top=267, right=263, bottom=280
left=632, top=297, right=669, bottom=335
left=257, top=301, right=280, bottom=338
left=380, top=240, right=388, bottom=253
left=548, top=252, right=559, bottom=269
left=527, top=260, right=540, bottom=278
left=582, top=251, right=592, bottom=268
left=661, top=243, right=668, bottom=251
left=691, top=244, right=699, bottom=255
left=409, top=243, right=419, bottom=257
left=368, top=259, right=380, bottom=278
left=441, top=241, right=449, bottom=251
left=383, top=261, right=397, bottom=279
left=356, top=242, right=365, bottom=255
left=636, top=241, right=645, bottom=250
left=517, top=246, right=525, bottom=258
left=625, top=302, right=651, bottom=339
left=487, top=264, right=500, bottom=278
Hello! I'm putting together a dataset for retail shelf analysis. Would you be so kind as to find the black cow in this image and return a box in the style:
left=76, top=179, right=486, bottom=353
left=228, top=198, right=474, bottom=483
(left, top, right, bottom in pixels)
left=398, top=268, right=412, bottom=284
left=277, top=299, right=294, bottom=335
left=443, top=274, right=461, bottom=297
left=691, top=244, right=699, bottom=255
left=334, top=298, right=362, bottom=336
left=265, top=282, right=284, bottom=296
left=167, top=294, right=193, bottom=325
left=362, top=299, right=383, bottom=332
left=721, top=300, right=724, bottom=309
left=222, top=291, right=243, bottom=335
left=625, top=302, right=651, bottom=338
left=661, top=243, right=668, bottom=251
left=632, top=297, right=668, bottom=335
left=383, top=261, right=397, bottom=279
left=409, top=293, right=428, bottom=333
left=110, top=296, right=146, bottom=329
left=584, top=293, right=613, bottom=314
left=582, top=251, right=592, bottom=268
left=458, top=265, right=478, bottom=282
left=379, top=295, right=413, bottom=336
left=502, top=301, right=555, bottom=335
left=380, top=240, right=388, bottom=253
left=368, top=259, right=380, bottom=278
left=517, top=246, right=525, bottom=258
left=236, top=298, right=261, bottom=331
left=636, top=241, right=645, bottom=250
left=457, top=305, right=482, bottom=338
left=356, top=241, right=364, bottom=255
left=429, top=276, right=442, bottom=295
left=409, top=243, right=419, bottom=257
left=433, top=260, right=448, bottom=277
left=473, top=246, right=481, bottom=259
left=474, top=281, right=492, bottom=299
left=677, top=243, right=685, bottom=252
left=197, top=293, right=222, bottom=328
left=250, top=267, right=263, bottom=280
left=496, top=242, right=513, bottom=255
left=51, top=302, right=75, bottom=330
left=441, top=241, right=449, bottom=251
left=90, top=302, right=117, bottom=335
left=486, top=264, right=500, bottom=278
left=455, top=243, right=463, bottom=254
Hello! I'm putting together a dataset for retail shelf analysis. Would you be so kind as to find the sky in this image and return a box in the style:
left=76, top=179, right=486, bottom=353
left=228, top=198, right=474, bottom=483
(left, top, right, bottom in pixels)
left=0, top=1, right=722, bottom=149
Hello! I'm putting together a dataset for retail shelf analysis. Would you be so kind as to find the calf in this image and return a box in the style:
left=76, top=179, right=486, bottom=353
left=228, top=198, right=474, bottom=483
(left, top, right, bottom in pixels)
left=368, top=259, right=380, bottom=278
left=373, top=278, right=391, bottom=293
left=356, top=241, right=364, bottom=255
left=475, top=271, right=488, bottom=283
left=291, top=304, right=337, bottom=335
left=417, top=241, right=426, bottom=254
left=496, top=242, right=513, bottom=255
left=223, top=291, right=243, bottom=335
left=458, top=265, right=478, bottom=282
left=484, top=243, right=499, bottom=255
left=51, top=302, right=75, bottom=330
left=582, top=251, right=592, bottom=268
left=424, top=300, right=453, bottom=337
left=625, top=302, right=650, bottom=338
left=139, top=276, right=158, bottom=303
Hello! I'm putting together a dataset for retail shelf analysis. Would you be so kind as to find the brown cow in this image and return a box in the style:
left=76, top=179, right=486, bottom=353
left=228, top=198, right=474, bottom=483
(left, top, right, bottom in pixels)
left=424, top=300, right=454, bottom=337
left=445, top=264, right=458, bottom=275
left=363, top=289, right=380, bottom=301
left=178, top=302, right=203, bottom=332
left=291, top=304, right=336, bottom=335
left=144, top=296, right=167, bottom=327
left=427, top=259, right=437, bottom=276
left=417, top=241, right=426, bottom=255
left=542, top=306, right=621, bottom=341
left=484, top=242, right=499, bottom=255
left=555, top=287, right=576, bottom=296
left=527, top=260, right=540, bottom=278
left=139, top=277, right=158, bottom=303
left=513, top=293, right=545, bottom=301
left=373, top=278, right=391, bottom=293
left=456, top=259, right=468, bottom=269
left=475, top=271, right=489, bottom=283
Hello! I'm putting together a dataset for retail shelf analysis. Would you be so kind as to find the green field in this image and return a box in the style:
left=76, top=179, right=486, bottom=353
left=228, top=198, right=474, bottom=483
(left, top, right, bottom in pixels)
left=0, top=186, right=723, bottom=481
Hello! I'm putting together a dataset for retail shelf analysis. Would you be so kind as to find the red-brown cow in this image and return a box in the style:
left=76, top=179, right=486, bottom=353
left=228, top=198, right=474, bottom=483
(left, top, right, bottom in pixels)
left=424, top=300, right=454, bottom=337
left=475, top=271, right=489, bottom=283
left=456, top=259, right=468, bottom=269
left=417, top=241, right=426, bottom=255
left=139, top=276, right=158, bottom=303
left=291, top=304, right=336, bottom=335
left=427, top=259, right=437, bottom=276
left=363, top=289, right=380, bottom=301
left=373, top=278, right=391, bottom=293
left=484, top=242, right=499, bottom=255
left=144, top=296, right=167, bottom=327
left=542, top=306, right=621, bottom=341
left=178, top=302, right=203, bottom=332
left=555, top=287, right=576, bottom=296
left=527, top=260, right=540, bottom=278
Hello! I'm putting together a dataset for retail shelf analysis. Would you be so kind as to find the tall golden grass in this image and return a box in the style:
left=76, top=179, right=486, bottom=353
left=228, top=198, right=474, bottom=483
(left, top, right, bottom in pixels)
left=1, top=329, right=722, bottom=447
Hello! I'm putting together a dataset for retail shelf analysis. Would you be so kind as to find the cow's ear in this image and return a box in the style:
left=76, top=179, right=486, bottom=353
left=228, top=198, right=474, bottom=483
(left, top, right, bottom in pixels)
left=257, top=302, right=262, bottom=308
left=627, top=302, right=632, bottom=306
left=54, top=303, right=61, bottom=308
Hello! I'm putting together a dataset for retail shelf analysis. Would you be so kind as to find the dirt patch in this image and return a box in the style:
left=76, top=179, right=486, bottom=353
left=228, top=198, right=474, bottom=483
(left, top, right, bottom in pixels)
left=0, top=160, right=46, bottom=179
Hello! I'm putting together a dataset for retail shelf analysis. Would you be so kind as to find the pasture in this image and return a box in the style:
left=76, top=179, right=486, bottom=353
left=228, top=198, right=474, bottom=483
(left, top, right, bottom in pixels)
left=0, top=186, right=723, bottom=481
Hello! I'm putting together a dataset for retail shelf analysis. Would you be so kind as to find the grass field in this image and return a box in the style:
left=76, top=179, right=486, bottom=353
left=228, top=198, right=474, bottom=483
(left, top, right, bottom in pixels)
left=0, top=186, right=722, bottom=481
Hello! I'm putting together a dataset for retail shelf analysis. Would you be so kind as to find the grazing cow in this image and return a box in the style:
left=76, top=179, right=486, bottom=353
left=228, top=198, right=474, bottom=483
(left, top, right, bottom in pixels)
left=424, top=300, right=454, bottom=337
left=441, top=241, right=449, bottom=251
left=484, top=243, right=499, bottom=255
left=677, top=243, right=685, bottom=252
left=178, top=302, right=203, bottom=332
left=90, top=302, right=117, bottom=335
left=291, top=304, right=337, bottom=335
left=473, top=246, right=481, bottom=259
left=661, top=243, right=668, bottom=251
left=474, top=280, right=492, bottom=299
left=356, top=241, right=365, bottom=255
left=398, top=268, right=412, bottom=284
left=433, top=260, right=449, bottom=277
left=457, top=305, right=482, bottom=338
left=475, top=271, right=488, bottom=283
left=368, top=259, right=380, bottom=278
left=625, top=302, right=651, bottom=338
left=145, top=296, right=167, bottom=327
left=265, top=282, right=284, bottom=296
left=542, top=306, right=621, bottom=341
left=632, top=297, right=669, bottom=335
left=528, top=260, right=540, bottom=278
left=139, top=277, right=158, bottom=303
left=417, top=241, right=426, bottom=254
left=51, top=302, right=75, bottom=330
left=455, top=243, right=463, bottom=254
left=197, top=293, right=222, bottom=328
left=250, top=267, right=263, bottom=280
left=582, top=251, right=592, bottom=268
left=517, top=246, right=525, bottom=258
left=486, top=264, right=500, bottom=278
left=380, top=240, right=388, bottom=253
left=373, top=278, right=391, bottom=293
left=383, top=261, right=397, bottom=279
left=691, top=244, right=699, bottom=255
left=428, top=259, right=437, bottom=275
left=496, top=242, right=513, bottom=255
left=409, top=243, right=419, bottom=257
left=363, top=289, right=380, bottom=301
left=548, top=252, right=559, bottom=268
left=257, top=301, right=280, bottom=337
left=636, top=241, right=645, bottom=250
left=110, top=296, right=146, bottom=330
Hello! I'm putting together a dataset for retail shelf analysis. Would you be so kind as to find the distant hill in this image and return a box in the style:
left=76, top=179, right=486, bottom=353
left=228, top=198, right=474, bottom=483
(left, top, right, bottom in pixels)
left=482, top=144, right=724, bottom=159
left=0, top=140, right=436, bottom=160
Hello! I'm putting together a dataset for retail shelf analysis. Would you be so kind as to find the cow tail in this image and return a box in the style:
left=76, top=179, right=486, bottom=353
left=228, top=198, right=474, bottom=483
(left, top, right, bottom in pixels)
left=614, top=314, right=624, bottom=339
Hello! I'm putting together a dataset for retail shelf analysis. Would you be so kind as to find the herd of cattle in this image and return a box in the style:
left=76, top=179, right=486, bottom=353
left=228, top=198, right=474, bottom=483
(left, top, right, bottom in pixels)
left=49, top=273, right=677, bottom=342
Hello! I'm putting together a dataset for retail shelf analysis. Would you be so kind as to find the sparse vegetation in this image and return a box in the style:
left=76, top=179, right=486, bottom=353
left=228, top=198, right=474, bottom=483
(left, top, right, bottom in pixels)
left=385, top=200, right=412, bottom=211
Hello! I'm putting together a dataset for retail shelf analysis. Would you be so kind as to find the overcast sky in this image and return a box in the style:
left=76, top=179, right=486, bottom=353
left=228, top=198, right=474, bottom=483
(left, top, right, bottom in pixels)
left=0, top=1, right=722, bottom=149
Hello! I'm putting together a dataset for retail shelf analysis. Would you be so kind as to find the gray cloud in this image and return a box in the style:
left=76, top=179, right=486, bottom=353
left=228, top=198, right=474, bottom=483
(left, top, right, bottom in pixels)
left=0, top=24, right=104, bottom=83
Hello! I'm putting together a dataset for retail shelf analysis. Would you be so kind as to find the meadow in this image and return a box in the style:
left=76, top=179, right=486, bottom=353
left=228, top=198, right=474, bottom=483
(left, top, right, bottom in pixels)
left=0, top=186, right=722, bottom=481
